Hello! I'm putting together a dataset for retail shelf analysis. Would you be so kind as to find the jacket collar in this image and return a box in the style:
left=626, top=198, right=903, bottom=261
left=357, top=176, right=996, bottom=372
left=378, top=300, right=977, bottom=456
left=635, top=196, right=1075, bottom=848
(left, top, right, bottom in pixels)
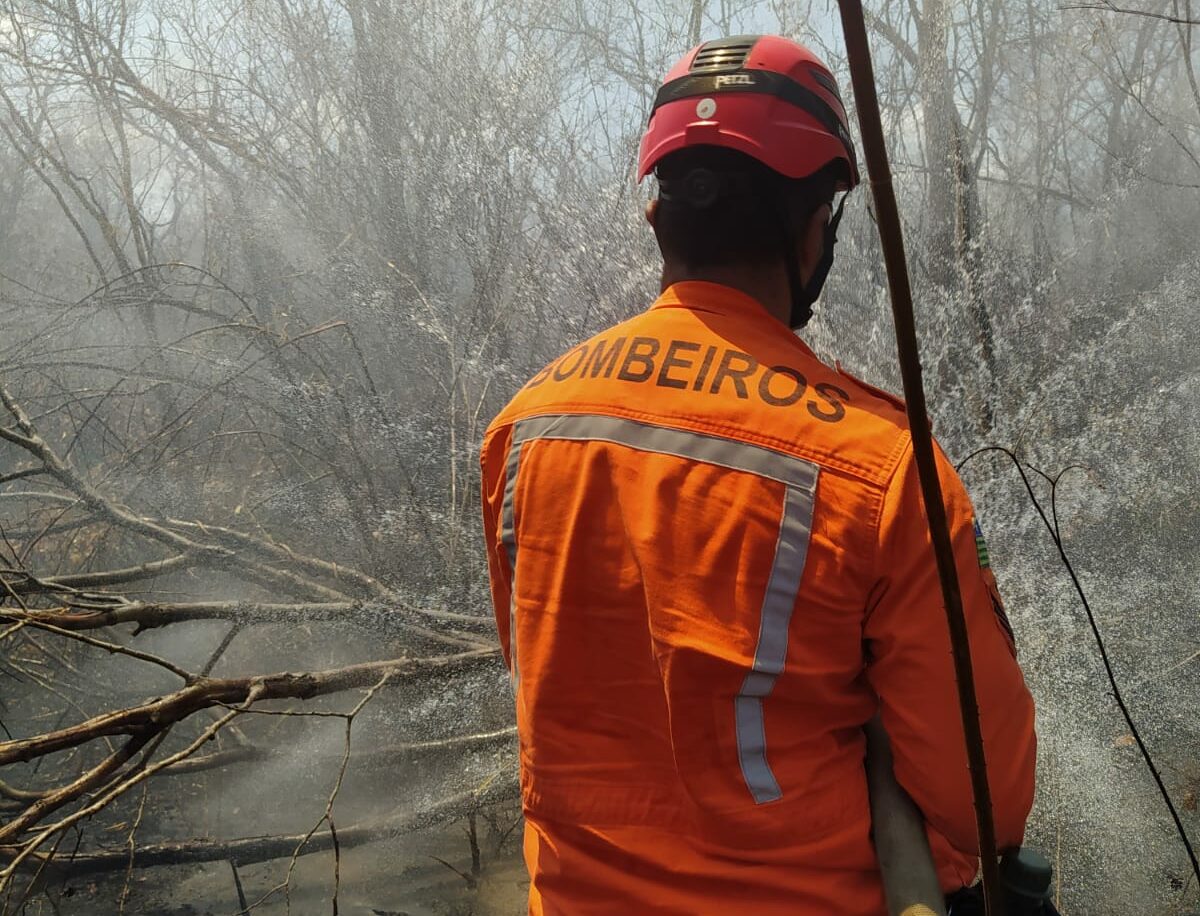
left=649, top=280, right=818, bottom=360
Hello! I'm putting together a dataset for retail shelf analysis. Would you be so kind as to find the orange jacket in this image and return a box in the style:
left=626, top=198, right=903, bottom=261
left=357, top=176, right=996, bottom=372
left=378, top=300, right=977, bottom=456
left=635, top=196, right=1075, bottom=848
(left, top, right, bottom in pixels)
left=480, top=281, right=1037, bottom=915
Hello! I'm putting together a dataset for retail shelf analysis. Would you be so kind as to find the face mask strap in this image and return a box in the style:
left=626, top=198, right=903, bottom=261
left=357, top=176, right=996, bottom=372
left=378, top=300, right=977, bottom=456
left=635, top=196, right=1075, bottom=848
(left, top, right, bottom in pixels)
left=788, top=192, right=847, bottom=330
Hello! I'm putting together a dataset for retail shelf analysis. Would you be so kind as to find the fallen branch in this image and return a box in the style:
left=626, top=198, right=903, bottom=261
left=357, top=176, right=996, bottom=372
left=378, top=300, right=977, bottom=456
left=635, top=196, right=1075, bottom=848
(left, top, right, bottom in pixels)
left=1, top=770, right=520, bottom=878
left=0, top=689, right=263, bottom=886
left=158, top=725, right=518, bottom=777
left=2, top=384, right=482, bottom=648
left=0, top=649, right=500, bottom=767
left=0, top=599, right=491, bottom=635
left=0, top=732, right=156, bottom=845
left=2, top=557, right=194, bottom=595
left=0, top=611, right=194, bottom=681
left=0, top=383, right=356, bottom=605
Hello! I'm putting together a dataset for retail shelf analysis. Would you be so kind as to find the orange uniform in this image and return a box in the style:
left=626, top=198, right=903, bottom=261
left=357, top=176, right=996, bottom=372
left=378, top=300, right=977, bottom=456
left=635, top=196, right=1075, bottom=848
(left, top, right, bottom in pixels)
left=480, top=281, right=1037, bottom=915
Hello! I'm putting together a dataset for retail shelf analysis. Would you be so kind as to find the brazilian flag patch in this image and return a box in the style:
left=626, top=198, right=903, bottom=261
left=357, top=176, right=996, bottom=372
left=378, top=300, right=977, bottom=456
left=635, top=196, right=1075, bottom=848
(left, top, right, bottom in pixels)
left=973, top=519, right=991, bottom=569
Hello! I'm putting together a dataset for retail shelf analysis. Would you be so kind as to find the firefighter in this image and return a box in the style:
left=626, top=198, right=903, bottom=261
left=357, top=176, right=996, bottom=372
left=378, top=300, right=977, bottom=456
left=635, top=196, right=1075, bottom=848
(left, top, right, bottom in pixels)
left=479, top=34, right=1037, bottom=915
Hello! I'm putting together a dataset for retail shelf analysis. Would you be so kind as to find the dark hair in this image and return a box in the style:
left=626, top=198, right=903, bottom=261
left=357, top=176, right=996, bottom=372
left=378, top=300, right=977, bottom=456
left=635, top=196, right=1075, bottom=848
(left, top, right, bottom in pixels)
left=653, top=146, right=840, bottom=269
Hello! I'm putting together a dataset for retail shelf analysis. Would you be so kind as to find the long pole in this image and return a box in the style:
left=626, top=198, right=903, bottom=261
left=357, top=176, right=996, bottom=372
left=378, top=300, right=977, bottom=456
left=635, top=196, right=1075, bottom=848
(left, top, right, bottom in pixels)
left=833, top=3, right=1005, bottom=914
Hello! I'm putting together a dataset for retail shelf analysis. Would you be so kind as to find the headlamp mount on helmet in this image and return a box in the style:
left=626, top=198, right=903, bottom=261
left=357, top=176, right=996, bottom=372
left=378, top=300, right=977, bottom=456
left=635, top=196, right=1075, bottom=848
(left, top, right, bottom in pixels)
left=656, top=167, right=755, bottom=210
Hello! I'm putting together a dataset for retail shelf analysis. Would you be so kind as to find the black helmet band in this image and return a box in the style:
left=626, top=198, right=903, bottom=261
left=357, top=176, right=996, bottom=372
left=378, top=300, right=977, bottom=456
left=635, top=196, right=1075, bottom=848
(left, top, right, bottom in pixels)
left=649, top=69, right=856, bottom=177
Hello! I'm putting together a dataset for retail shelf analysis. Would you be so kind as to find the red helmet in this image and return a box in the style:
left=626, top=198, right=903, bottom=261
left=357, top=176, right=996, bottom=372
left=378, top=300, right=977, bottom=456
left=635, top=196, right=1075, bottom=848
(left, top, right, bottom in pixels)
left=638, top=35, right=859, bottom=190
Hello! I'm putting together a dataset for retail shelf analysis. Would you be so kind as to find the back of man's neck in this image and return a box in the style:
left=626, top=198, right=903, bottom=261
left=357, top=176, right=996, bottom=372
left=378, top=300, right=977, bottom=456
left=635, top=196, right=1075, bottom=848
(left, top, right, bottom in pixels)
left=660, top=262, right=792, bottom=326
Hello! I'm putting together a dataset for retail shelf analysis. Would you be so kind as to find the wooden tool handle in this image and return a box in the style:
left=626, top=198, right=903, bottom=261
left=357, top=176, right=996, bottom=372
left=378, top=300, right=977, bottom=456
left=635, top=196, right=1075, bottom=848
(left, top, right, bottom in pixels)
left=866, top=716, right=948, bottom=916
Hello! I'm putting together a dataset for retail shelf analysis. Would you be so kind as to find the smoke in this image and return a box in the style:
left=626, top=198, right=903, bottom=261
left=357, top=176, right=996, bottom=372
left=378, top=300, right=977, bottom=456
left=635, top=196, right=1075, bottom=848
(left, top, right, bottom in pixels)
left=1, top=1, right=1197, bottom=913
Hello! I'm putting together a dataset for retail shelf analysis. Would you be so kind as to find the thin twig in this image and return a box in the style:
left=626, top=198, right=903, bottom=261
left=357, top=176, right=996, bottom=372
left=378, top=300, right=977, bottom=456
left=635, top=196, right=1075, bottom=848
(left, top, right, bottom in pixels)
left=117, top=785, right=149, bottom=915
left=1059, top=0, right=1200, bottom=23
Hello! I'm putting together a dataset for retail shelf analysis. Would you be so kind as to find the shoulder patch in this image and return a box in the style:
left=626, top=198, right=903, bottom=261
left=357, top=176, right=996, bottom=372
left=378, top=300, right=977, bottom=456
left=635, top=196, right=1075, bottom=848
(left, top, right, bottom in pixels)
left=973, top=518, right=991, bottom=569
left=974, top=518, right=1016, bottom=654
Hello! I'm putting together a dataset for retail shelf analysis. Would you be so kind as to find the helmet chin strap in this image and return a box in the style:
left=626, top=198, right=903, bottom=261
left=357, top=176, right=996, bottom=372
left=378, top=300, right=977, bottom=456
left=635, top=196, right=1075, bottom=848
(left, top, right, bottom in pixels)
left=785, top=194, right=847, bottom=330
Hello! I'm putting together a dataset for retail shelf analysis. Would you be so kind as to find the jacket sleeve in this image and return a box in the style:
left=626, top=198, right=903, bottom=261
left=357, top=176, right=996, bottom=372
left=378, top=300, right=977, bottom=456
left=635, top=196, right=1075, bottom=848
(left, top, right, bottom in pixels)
left=480, top=424, right=515, bottom=674
left=863, top=438, right=1037, bottom=855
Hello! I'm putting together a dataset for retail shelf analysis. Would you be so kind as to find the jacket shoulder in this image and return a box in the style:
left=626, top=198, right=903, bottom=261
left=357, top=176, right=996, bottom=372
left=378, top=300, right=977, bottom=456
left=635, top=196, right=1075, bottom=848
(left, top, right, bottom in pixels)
left=788, top=359, right=912, bottom=489
left=833, top=362, right=908, bottom=416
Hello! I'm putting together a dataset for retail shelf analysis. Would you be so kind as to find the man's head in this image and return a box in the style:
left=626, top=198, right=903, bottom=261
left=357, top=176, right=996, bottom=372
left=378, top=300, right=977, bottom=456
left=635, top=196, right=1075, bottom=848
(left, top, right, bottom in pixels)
left=638, top=35, right=858, bottom=328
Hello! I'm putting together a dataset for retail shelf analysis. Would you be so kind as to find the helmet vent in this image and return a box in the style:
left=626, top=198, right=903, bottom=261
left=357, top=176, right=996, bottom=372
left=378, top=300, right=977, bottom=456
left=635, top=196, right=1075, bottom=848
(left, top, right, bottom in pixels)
left=689, top=35, right=759, bottom=74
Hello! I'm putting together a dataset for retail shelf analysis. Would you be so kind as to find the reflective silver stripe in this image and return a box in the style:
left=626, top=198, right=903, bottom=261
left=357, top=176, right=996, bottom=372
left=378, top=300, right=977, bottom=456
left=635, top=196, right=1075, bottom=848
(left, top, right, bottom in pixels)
left=736, top=483, right=817, bottom=803
left=500, top=438, right=525, bottom=685
left=499, top=412, right=817, bottom=802
left=508, top=413, right=816, bottom=490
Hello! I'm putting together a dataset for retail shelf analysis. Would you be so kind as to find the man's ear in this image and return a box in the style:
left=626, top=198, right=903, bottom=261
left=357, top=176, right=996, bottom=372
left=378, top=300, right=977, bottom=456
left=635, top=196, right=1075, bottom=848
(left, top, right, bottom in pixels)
left=645, top=198, right=660, bottom=228
left=798, top=202, right=832, bottom=285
